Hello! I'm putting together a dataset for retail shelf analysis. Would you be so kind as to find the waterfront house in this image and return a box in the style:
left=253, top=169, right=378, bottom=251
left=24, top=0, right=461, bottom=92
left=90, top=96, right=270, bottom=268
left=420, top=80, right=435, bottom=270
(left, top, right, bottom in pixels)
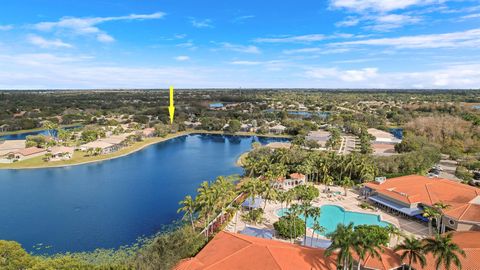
left=363, top=175, right=480, bottom=232
left=12, top=147, right=47, bottom=161
left=240, top=123, right=253, bottom=132
left=184, top=121, right=202, bottom=128
left=80, top=141, right=117, bottom=154
left=269, top=124, right=286, bottom=134
left=48, top=146, right=75, bottom=160
left=141, top=128, right=155, bottom=138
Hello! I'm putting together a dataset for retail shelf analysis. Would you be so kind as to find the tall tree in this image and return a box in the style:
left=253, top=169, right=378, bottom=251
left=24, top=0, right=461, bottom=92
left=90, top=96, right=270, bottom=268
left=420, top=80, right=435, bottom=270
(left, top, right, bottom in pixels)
left=325, top=223, right=356, bottom=270
left=423, top=233, right=466, bottom=270
left=394, top=237, right=426, bottom=270
left=178, top=195, right=196, bottom=230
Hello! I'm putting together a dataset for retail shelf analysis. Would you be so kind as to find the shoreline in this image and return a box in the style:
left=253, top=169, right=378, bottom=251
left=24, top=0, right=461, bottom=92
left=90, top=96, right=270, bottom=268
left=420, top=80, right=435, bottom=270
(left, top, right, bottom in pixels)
left=0, top=130, right=290, bottom=170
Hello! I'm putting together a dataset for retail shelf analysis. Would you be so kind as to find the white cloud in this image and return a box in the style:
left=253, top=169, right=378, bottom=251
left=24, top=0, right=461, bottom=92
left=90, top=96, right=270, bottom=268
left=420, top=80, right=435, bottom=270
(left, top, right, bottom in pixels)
left=254, top=34, right=325, bottom=43
left=232, top=15, right=255, bottom=23
left=27, top=34, right=73, bottom=48
left=306, top=67, right=378, bottom=82
left=330, top=0, right=443, bottom=13
left=190, top=18, right=213, bottom=28
left=33, top=12, right=165, bottom=42
left=220, top=42, right=261, bottom=54
left=283, top=47, right=350, bottom=54
left=230, top=61, right=262, bottom=65
left=336, top=17, right=361, bottom=27
left=0, top=25, right=13, bottom=31
left=175, top=55, right=190, bottom=61
left=369, top=14, right=422, bottom=31
left=304, top=64, right=480, bottom=88
left=461, top=13, right=480, bottom=20
left=333, top=28, right=480, bottom=48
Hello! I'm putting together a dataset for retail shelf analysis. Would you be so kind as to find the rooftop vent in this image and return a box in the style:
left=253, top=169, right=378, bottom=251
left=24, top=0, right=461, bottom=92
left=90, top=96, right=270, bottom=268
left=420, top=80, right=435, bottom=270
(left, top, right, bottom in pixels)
left=375, top=177, right=386, bottom=184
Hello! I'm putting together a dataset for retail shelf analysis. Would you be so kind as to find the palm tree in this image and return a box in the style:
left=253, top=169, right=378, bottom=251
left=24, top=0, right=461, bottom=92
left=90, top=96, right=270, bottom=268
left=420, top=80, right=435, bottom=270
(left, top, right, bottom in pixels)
left=394, top=237, right=426, bottom=270
left=423, top=233, right=466, bottom=270
left=277, top=190, right=286, bottom=211
left=386, top=224, right=405, bottom=247
left=288, top=204, right=301, bottom=243
left=195, top=181, right=214, bottom=237
left=354, top=236, right=382, bottom=270
left=325, top=223, right=356, bottom=270
left=178, top=195, right=196, bottom=230
left=299, top=201, right=313, bottom=245
left=309, top=206, right=322, bottom=246
left=340, top=176, right=354, bottom=196
left=423, top=207, right=441, bottom=236
left=262, top=182, right=277, bottom=210
left=433, top=201, right=450, bottom=233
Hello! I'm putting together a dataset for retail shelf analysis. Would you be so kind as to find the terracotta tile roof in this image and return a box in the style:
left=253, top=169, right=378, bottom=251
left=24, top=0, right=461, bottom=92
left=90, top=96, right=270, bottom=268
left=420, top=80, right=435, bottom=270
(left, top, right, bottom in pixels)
left=16, top=147, right=46, bottom=156
left=412, top=231, right=480, bottom=270
left=365, top=175, right=480, bottom=223
left=352, top=247, right=403, bottom=270
left=290, top=173, right=306, bottom=179
left=175, top=231, right=338, bottom=270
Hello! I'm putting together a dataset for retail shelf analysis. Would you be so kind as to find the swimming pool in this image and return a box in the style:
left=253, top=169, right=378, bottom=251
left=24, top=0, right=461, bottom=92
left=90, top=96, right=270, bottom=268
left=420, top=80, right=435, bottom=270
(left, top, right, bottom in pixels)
left=277, top=205, right=390, bottom=235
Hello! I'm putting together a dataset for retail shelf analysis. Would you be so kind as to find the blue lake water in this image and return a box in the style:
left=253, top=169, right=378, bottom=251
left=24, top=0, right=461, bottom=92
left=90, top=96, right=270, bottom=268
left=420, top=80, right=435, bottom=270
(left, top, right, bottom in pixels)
left=0, top=126, right=81, bottom=140
left=0, top=134, right=287, bottom=254
left=277, top=205, right=390, bottom=235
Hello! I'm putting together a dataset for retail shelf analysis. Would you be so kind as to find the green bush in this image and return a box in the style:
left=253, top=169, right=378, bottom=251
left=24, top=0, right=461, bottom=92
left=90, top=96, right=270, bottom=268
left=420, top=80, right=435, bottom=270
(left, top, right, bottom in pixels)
left=273, top=216, right=305, bottom=239
left=242, top=208, right=264, bottom=224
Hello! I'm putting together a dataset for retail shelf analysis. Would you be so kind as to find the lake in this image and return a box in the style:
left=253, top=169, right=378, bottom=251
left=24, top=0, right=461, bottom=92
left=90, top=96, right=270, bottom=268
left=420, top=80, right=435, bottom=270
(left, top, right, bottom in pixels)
left=0, top=134, right=287, bottom=254
left=0, top=126, right=81, bottom=140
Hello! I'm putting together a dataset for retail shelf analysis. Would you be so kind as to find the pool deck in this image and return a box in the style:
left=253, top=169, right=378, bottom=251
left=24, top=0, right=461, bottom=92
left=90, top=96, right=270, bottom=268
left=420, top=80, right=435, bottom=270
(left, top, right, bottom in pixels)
left=225, top=184, right=429, bottom=247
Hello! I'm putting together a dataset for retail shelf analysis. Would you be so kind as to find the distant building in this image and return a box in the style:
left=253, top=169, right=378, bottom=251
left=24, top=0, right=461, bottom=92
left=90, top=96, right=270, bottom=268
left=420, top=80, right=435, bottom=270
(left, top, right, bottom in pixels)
left=11, top=147, right=47, bottom=161
left=141, top=128, right=155, bottom=138
left=49, top=146, right=75, bottom=160
left=367, top=128, right=401, bottom=144
left=306, top=130, right=330, bottom=147
left=184, top=121, right=202, bottom=128
left=269, top=124, right=286, bottom=134
left=209, top=103, right=224, bottom=110
left=274, top=173, right=306, bottom=190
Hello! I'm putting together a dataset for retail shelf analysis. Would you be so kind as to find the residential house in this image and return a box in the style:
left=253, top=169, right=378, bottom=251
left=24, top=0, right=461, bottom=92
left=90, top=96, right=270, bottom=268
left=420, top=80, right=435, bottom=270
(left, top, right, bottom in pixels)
left=11, top=147, right=47, bottom=161
left=141, top=128, right=155, bottom=138
left=48, top=146, right=75, bottom=160
left=269, top=124, right=286, bottom=134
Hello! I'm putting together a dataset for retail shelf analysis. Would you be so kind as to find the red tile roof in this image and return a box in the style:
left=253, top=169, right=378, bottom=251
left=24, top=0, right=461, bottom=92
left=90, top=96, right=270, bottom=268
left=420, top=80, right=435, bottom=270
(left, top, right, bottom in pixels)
left=412, top=231, right=480, bottom=270
left=353, top=247, right=403, bottom=270
left=175, top=231, right=338, bottom=270
left=365, top=175, right=480, bottom=223
left=16, top=147, right=46, bottom=156
left=290, top=173, right=305, bottom=179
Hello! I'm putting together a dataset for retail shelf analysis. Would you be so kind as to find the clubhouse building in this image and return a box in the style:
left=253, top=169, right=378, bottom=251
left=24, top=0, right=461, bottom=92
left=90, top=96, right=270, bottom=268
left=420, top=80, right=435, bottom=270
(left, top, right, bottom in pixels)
left=363, top=175, right=480, bottom=232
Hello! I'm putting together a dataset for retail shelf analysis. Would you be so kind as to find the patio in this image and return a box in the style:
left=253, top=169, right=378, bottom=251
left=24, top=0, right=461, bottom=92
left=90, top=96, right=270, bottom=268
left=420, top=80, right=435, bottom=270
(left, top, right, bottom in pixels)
left=225, top=184, right=430, bottom=248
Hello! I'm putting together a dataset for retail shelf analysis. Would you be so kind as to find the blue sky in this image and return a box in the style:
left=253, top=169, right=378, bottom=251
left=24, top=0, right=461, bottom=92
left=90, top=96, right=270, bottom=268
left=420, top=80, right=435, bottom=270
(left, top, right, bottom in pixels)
left=0, top=0, right=479, bottom=89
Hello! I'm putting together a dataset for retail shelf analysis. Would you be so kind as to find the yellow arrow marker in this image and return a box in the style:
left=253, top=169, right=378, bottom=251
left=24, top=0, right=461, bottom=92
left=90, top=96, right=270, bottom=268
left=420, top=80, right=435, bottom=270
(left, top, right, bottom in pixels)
left=168, top=86, right=175, bottom=124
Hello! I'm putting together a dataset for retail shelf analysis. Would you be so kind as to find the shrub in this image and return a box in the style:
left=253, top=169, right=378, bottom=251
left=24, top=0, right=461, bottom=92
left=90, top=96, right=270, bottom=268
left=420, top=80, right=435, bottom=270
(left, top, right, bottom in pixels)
left=273, top=216, right=305, bottom=239
left=242, top=209, right=264, bottom=224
